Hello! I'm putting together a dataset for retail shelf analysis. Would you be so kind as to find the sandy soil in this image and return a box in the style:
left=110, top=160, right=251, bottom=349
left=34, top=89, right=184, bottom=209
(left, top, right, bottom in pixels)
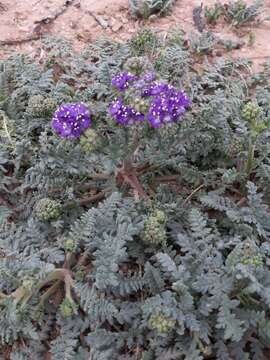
left=0, top=0, right=270, bottom=71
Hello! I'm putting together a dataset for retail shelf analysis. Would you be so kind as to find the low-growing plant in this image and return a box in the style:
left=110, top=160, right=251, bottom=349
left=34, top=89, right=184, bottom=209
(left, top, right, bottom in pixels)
left=204, top=0, right=264, bottom=28
left=224, top=0, right=264, bottom=27
left=129, top=28, right=161, bottom=56
left=204, top=1, right=224, bottom=24
left=129, top=0, right=176, bottom=18
left=1, top=32, right=270, bottom=359
left=189, top=31, right=218, bottom=54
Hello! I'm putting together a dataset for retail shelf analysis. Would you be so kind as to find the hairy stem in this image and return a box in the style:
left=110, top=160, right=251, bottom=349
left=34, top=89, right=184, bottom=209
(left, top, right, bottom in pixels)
left=183, top=184, right=204, bottom=205
left=5, top=268, right=73, bottom=306
left=245, top=138, right=255, bottom=177
left=37, top=280, right=62, bottom=309
left=0, top=291, right=7, bottom=299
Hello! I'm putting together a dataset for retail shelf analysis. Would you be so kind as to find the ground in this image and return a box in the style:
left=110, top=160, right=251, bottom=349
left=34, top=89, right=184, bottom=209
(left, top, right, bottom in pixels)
left=0, top=0, right=270, bottom=71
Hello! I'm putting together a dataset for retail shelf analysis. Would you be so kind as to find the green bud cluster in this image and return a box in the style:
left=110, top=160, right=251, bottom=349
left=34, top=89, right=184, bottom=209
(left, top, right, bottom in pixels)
left=59, top=297, right=78, bottom=318
left=35, top=198, right=62, bottom=222
left=124, top=56, right=153, bottom=75
left=242, top=102, right=262, bottom=123
left=27, top=95, right=56, bottom=117
left=241, top=255, right=263, bottom=267
left=75, top=266, right=86, bottom=281
left=229, top=135, right=243, bottom=156
left=142, top=210, right=167, bottom=245
left=226, top=240, right=263, bottom=271
left=63, top=238, right=76, bottom=253
left=22, top=276, right=37, bottom=292
left=149, top=313, right=175, bottom=333
left=79, top=128, right=101, bottom=153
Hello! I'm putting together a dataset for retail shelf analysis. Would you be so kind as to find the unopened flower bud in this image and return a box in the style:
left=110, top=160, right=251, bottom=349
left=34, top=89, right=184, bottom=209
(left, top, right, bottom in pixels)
left=27, top=95, right=56, bottom=117
left=142, top=210, right=167, bottom=245
left=35, top=198, right=62, bottom=222
left=79, top=128, right=101, bottom=153
left=149, top=313, right=175, bottom=333
left=242, top=102, right=261, bottom=123
left=59, top=298, right=78, bottom=318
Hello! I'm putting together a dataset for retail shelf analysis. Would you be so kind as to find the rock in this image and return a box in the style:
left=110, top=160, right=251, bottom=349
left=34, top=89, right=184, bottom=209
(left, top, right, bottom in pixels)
left=95, top=15, right=109, bottom=29
left=149, top=14, right=158, bottom=22
left=69, top=21, right=77, bottom=29
left=74, top=0, right=81, bottom=9
left=112, top=22, right=123, bottom=32
left=111, top=18, right=123, bottom=32
left=121, top=17, right=128, bottom=24
left=76, top=30, right=92, bottom=43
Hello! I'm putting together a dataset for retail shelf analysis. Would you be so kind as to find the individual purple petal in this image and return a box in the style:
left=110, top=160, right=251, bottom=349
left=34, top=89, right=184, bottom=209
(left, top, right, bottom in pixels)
left=51, top=103, right=91, bottom=138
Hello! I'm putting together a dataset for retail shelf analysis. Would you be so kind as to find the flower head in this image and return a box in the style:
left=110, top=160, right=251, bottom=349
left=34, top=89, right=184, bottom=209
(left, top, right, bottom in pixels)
left=109, top=97, right=144, bottom=125
left=142, top=210, right=167, bottom=245
left=142, top=81, right=170, bottom=97
left=79, top=128, right=101, bottom=153
left=242, top=101, right=262, bottom=124
left=52, top=103, right=91, bottom=138
left=148, top=88, right=191, bottom=128
left=59, top=297, right=78, bottom=318
left=110, top=72, right=191, bottom=128
left=111, top=72, right=137, bottom=91
left=35, top=198, right=62, bottom=222
left=27, top=95, right=56, bottom=117
left=149, top=313, right=175, bottom=334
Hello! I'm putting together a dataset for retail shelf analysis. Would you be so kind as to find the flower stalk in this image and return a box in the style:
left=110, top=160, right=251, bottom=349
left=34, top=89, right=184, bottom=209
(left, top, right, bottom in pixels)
left=1, top=268, right=74, bottom=307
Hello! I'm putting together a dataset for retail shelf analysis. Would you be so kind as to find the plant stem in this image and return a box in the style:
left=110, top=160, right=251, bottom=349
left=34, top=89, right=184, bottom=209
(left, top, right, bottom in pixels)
left=154, top=175, right=179, bottom=183
left=0, top=110, right=13, bottom=145
left=37, top=280, right=62, bottom=308
left=0, top=291, right=7, bottom=299
left=5, top=268, right=73, bottom=306
left=64, top=187, right=112, bottom=208
left=78, top=187, right=112, bottom=206
left=183, top=184, right=204, bottom=205
left=245, top=138, right=255, bottom=177
left=64, top=273, right=73, bottom=300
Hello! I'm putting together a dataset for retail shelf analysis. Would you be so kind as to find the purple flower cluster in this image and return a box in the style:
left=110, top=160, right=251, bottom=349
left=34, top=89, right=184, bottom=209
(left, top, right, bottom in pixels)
left=110, top=72, right=191, bottom=128
left=111, top=72, right=137, bottom=91
left=147, top=87, right=191, bottom=128
left=51, top=103, right=91, bottom=138
left=109, top=98, right=144, bottom=125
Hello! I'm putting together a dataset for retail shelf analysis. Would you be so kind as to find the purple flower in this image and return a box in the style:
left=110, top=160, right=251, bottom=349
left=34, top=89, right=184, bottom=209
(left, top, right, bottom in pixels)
left=109, top=97, right=144, bottom=125
left=52, top=103, right=91, bottom=138
left=142, top=82, right=170, bottom=97
left=147, top=89, right=191, bottom=128
left=109, top=71, right=191, bottom=128
left=111, top=72, right=137, bottom=91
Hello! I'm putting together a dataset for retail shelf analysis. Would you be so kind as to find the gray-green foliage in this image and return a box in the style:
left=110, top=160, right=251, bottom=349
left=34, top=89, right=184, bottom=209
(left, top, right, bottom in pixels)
left=204, top=0, right=264, bottom=27
left=225, top=0, right=264, bottom=27
left=1, top=31, right=270, bottom=359
left=129, top=0, right=175, bottom=18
